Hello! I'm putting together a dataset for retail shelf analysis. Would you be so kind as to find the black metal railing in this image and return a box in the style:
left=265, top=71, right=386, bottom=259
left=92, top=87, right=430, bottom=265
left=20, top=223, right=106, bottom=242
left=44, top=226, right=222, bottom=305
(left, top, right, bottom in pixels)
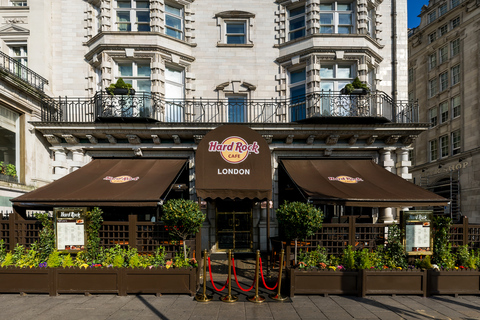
left=41, top=90, right=419, bottom=124
left=0, top=51, right=48, bottom=91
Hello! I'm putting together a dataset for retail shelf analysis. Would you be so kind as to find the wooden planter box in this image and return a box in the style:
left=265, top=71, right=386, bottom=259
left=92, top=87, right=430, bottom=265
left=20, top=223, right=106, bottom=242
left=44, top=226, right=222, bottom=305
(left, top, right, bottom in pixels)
left=0, top=267, right=197, bottom=296
left=428, top=269, right=480, bottom=296
left=288, top=268, right=361, bottom=297
left=362, top=269, right=427, bottom=297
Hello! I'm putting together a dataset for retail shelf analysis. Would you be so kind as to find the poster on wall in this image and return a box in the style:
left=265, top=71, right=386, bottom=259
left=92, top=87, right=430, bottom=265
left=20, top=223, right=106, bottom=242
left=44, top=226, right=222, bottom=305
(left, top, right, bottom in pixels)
left=401, top=210, right=433, bottom=256
left=54, top=207, right=87, bottom=252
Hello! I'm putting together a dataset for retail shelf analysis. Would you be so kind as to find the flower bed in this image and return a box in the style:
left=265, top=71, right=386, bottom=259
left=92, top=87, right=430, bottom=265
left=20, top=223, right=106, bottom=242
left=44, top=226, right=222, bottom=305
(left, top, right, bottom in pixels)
left=0, top=266, right=197, bottom=296
left=428, top=269, right=480, bottom=296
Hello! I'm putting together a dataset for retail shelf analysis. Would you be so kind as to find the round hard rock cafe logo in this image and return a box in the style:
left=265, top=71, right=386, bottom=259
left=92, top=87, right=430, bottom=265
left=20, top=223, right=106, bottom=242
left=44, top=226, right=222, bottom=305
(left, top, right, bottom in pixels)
left=103, top=176, right=139, bottom=184
left=208, top=136, right=260, bottom=164
left=328, top=175, right=363, bottom=184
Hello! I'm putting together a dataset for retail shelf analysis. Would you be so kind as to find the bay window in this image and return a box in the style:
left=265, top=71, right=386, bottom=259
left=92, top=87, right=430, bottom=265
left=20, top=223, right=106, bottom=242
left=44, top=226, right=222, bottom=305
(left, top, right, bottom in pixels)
left=320, top=2, right=353, bottom=34
left=288, top=6, right=306, bottom=41
left=165, top=4, right=183, bottom=40
left=117, top=61, right=151, bottom=92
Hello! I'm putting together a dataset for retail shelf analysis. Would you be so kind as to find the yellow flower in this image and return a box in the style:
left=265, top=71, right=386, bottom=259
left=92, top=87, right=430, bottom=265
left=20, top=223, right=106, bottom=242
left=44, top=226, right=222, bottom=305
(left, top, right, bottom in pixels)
left=455, top=267, right=458, bottom=270
left=81, top=264, right=89, bottom=269
left=396, top=267, right=402, bottom=270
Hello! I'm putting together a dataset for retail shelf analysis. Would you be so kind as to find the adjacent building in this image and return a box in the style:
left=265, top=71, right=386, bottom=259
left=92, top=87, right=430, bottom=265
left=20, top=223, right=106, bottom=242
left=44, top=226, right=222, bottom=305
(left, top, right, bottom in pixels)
left=408, top=0, right=479, bottom=222
left=1, top=0, right=446, bottom=252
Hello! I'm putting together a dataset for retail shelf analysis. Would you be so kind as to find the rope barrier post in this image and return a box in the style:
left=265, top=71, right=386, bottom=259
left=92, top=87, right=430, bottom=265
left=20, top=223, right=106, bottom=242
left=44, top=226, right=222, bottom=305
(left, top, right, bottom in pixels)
left=195, top=249, right=213, bottom=302
left=220, top=249, right=238, bottom=303
left=248, top=250, right=265, bottom=303
left=269, top=249, right=288, bottom=301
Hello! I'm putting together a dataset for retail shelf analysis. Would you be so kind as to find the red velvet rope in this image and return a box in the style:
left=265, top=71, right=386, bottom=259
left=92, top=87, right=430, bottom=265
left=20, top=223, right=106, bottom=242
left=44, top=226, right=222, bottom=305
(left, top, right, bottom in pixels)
left=259, top=257, right=279, bottom=290
left=232, top=257, right=256, bottom=292
left=208, top=257, right=228, bottom=292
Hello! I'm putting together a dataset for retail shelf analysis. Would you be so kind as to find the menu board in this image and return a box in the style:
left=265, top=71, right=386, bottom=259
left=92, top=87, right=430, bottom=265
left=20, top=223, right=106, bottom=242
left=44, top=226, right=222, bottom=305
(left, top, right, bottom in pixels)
left=54, top=207, right=87, bottom=251
left=402, top=210, right=433, bottom=255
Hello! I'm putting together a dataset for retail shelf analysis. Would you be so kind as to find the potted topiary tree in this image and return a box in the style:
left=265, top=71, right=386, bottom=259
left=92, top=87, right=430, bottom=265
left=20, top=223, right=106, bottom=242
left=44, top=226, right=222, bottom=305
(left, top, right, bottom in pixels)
left=162, top=199, right=206, bottom=261
left=340, top=77, right=370, bottom=95
left=276, top=201, right=323, bottom=264
left=106, top=77, right=135, bottom=96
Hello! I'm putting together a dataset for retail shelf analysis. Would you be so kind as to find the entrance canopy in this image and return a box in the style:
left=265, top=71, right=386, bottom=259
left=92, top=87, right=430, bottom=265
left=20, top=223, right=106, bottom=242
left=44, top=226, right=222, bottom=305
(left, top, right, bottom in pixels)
left=281, top=159, right=448, bottom=207
left=12, top=159, right=186, bottom=207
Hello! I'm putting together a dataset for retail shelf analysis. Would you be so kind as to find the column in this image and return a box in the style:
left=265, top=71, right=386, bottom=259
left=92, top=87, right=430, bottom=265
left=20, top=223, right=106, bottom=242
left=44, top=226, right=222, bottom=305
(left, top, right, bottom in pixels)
left=378, top=148, right=395, bottom=223
left=51, top=148, right=68, bottom=179
left=69, top=148, right=85, bottom=172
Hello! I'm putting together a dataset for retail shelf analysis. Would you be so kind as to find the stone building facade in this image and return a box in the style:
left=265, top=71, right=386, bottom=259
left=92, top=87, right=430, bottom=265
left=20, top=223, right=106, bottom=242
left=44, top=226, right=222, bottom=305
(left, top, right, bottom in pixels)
left=0, top=0, right=436, bottom=252
left=408, top=0, right=480, bottom=222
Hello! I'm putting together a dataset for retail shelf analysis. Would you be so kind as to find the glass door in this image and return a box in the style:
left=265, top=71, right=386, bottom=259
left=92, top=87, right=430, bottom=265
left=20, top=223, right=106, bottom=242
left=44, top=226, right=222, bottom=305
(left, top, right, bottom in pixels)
left=216, top=211, right=252, bottom=252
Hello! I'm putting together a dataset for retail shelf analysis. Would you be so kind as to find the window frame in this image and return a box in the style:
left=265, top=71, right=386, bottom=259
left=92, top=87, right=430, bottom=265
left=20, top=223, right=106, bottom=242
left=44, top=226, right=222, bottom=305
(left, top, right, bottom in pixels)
left=439, top=72, right=448, bottom=92
left=319, top=2, right=354, bottom=34
left=10, top=0, right=27, bottom=6
left=440, top=135, right=449, bottom=158
left=439, top=24, right=448, bottom=37
left=451, top=0, right=460, bottom=8
left=288, top=5, right=306, bottom=41
left=226, top=95, right=248, bottom=123
left=439, top=46, right=448, bottom=64
left=288, top=66, right=307, bottom=121
left=225, top=20, right=246, bottom=44
left=164, top=64, right=185, bottom=122
left=429, top=77, right=437, bottom=98
left=451, top=95, right=461, bottom=118
left=439, top=101, right=448, bottom=123
left=428, top=31, right=436, bottom=44
left=451, top=17, right=460, bottom=29
left=165, top=3, right=184, bottom=40
left=115, top=60, right=151, bottom=92
left=429, top=139, right=438, bottom=161
left=451, top=65, right=460, bottom=86
left=451, top=130, right=461, bottom=155
left=428, top=53, right=437, bottom=71
left=115, top=0, right=150, bottom=32
left=429, top=107, right=438, bottom=127
left=428, top=11, right=437, bottom=24
left=451, top=38, right=460, bottom=56
left=439, top=3, right=447, bottom=16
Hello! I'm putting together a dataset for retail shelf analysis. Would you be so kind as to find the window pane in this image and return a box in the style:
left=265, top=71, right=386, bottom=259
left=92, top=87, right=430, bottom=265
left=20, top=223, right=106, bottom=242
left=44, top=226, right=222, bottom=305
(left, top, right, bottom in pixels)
left=137, top=24, right=150, bottom=31
left=166, top=28, right=182, bottom=39
left=136, top=0, right=149, bottom=9
left=290, top=6, right=305, bottom=16
left=119, top=63, right=133, bottom=76
left=137, top=79, right=151, bottom=93
left=227, top=35, right=245, bottom=44
left=289, top=16, right=305, bottom=31
left=117, top=0, right=131, bottom=8
left=137, top=64, right=150, bottom=77
left=165, top=5, right=181, bottom=16
left=320, top=4, right=333, bottom=10
left=337, top=65, right=352, bottom=78
left=320, top=66, right=334, bottom=78
left=226, top=23, right=245, bottom=34
left=338, top=26, right=351, bottom=34
left=320, top=82, right=334, bottom=91
left=290, top=69, right=306, bottom=84
left=136, top=11, right=149, bottom=23
left=320, top=13, right=334, bottom=25
left=320, top=26, right=333, bottom=33
left=165, top=67, right=183, bottom=84
left=166, top=15, right=182, bottom=30
left=117, top=12, right=130, bottom=22
left=165, top=82, right=183, bottom=99
left=337, top=4, right=351, bottom=11
left=339, top=14, right=352, bottom=25
left=290, top=84, right=305, bottom=98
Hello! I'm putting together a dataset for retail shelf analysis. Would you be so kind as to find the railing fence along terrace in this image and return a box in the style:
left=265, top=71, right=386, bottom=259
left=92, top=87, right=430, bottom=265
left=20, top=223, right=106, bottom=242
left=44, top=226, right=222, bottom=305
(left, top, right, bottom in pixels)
left=0, top=51, right=48, bottom=92
left=2, top=214, right=478, bottom=261
left=41, top=91, right=418, bottom=124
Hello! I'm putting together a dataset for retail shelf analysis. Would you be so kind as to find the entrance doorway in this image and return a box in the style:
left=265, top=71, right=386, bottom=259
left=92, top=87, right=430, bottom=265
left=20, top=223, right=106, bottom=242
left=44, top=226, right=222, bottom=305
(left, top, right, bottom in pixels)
left=215, top=199, right=253, bottom=252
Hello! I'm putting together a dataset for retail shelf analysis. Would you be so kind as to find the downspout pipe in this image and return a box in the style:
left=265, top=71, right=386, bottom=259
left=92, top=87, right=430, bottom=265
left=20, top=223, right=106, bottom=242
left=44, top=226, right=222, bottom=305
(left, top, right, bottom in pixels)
left=392, top=0, right=398, bottom=106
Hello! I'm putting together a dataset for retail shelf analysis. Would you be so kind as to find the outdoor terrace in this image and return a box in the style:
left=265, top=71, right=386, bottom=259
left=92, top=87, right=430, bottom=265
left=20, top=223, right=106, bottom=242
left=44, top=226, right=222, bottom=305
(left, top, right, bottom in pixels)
left=41, top=91, right=418, bottom=124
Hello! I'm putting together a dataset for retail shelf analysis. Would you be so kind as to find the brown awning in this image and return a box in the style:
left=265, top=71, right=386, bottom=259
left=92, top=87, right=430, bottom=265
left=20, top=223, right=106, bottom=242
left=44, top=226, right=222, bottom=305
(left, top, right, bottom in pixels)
left=12, top=159, right=186, bottom=207
left=196, top=125, right=272, bottom=200
left=282, top=159, right=448, bottom=207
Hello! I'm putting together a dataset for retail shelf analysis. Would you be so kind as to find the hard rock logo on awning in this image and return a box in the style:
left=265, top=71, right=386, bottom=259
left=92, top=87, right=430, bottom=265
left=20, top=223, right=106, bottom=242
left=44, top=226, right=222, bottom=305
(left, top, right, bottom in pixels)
left=328, top=176, right=363, bottom=184
left=208, top=136, right=260, bottom=164
left=103, top=176, right=140, bottom=184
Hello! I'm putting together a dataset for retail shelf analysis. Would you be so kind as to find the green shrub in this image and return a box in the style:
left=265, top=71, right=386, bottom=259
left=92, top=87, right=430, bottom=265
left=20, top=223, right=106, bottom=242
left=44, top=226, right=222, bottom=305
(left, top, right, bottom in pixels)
left=298, top=246, right=330, bottom=268
left=85, top=207, right=104, bottom=263
left=415, top=255, right=433, bottom=270
left=1, top=252, right=13, bottom=267
left=0, top=239, right=6, bottom=263
left=433, top=216, right=453, bottom=266
left=47, top=251, right=62, bottom=268
left=341, top=245, right=356, bottom=270
left=356, top=249, right=374, bottom=270
left=456, top=245, right=477, bottom=269
left=62, top=254, right=74, bottom=268
left=34, top=212, right=55, bottom=262
left=384, top=224, right=407, bottom=268
left=151, top=246, right=167, bottom=267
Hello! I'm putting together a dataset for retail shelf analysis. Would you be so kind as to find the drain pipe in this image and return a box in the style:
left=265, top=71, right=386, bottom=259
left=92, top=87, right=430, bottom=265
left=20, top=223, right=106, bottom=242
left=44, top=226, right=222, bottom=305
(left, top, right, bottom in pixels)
left=392, top=0, right=398, bottom=106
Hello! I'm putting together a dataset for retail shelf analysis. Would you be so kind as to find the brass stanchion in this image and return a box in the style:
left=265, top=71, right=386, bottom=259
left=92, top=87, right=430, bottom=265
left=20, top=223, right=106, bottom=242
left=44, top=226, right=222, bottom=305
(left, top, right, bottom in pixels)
left=248, top=250, right=265, bottom=303
left=195, top=249, right=213, bottom=302
left=220, top=249, right=238, bottom=303
left=270, top=249, right=288, bottom=301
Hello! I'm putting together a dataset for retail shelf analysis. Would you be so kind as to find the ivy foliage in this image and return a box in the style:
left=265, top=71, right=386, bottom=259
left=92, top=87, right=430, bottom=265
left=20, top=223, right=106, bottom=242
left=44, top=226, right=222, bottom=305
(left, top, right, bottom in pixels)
left=432, top=216, right=454, bottom=268
left=162, top=199, right=205, bottom=260
left=384, top=224, right=407, bottom=269
left=85, top=207, right=104, bottom=263
left=34, top=212, right=55, bottom=262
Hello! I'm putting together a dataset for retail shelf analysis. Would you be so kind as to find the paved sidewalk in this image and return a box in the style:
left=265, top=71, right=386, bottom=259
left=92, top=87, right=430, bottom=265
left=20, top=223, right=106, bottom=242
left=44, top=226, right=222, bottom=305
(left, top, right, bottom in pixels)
left=2, top=293, right=480, bottom=320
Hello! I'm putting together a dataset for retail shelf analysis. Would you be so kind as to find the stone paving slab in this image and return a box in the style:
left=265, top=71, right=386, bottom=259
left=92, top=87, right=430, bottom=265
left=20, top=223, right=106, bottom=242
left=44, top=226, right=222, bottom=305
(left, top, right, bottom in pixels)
left=2, top=294, right=480, bottom=320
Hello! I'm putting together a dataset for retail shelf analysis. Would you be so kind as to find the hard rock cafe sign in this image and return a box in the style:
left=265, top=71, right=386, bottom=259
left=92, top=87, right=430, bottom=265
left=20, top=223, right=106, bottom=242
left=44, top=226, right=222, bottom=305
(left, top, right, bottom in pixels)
left=208, top=136, right=260, bottom=164
left=103, top=176, right=139, bottom=183
left=328, top=176, right=364, bottom=183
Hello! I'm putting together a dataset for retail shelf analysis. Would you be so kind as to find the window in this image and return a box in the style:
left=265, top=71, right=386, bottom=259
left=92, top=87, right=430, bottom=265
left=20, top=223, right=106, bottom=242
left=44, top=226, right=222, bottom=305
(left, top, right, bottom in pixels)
left=451, top=17, right=460, bottom=29
left=0, top=105, right=19, bottom=180
left=428, top=11, right=436, bottom=24
left=408, top=68, right=413, bottom=84
left=165, top=4, right=183, bottom=39
left=428, top=53, right=436, bottom=71
left=439, top=46, right=448, bottom=64
left=439, top=72, right=448, bottom=92
left=289, top=68, right=306, bottom=121
left=429, top=139, right=438, bottom=161
left=451, top=0, right=460, bottom=8
left=8, top=44, right=27, bottom=80
left=165, top=65, right=184, bottom=122
left=116, top=0, right=150, bottom=31
left=440, top=101, right=448, bottom=123
left=428, top=32, right=436, bottom=44
left=452, top=130, right=461, bottom=155
left=320, top=2, right=353, bottom=34
left=452, top=95, right=461, bottom=118
left=288, top=6, right=306, bottom=40
left=117, top=61, right=151, bottom=92
left=225, top=21, right=246, bottom=44
left=429, top=107, right=438, bottom=127
left=367, top=9, right=375, bottom=38
left=227, top=96, right=247, bottom=122
left=439, top=24, right=448, bottom=37
left=440, top=135, right=449, bottom=158
left=451, top=65, right=460, bottom=85
left=429, top=78, right=437, bottom=97
left=439, top=3, right=447, bottom=16
left=10, top=0, right=27, bottom=6
left=451, top=38, right=460, bottom=56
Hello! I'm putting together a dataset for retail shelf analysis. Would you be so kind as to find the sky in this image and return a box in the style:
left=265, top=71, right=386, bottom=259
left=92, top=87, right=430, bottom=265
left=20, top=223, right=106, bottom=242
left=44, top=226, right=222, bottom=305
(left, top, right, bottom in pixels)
left=408, top=0, right=430, bottom=29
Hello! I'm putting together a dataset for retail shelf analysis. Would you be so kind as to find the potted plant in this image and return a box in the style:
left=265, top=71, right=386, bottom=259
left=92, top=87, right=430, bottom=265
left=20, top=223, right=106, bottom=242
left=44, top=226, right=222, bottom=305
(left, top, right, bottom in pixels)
left=340, top=77, right=370, bottom=95
left=106, top=77, right=135, bottom=96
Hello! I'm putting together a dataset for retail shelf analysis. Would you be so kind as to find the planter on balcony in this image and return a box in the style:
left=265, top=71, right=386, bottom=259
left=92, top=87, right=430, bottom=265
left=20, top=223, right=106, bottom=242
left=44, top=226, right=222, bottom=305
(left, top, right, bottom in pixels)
left=340, top=88, right=368, bottom=95
left=0, top=267, right=197, bottom=296
left=288, top=268, right=361, bottom=297
left=362, top=269, right=427, bottom=297
left=107, top=88, right=135, bottom=96
left=428, top=269, right=480, bottom=296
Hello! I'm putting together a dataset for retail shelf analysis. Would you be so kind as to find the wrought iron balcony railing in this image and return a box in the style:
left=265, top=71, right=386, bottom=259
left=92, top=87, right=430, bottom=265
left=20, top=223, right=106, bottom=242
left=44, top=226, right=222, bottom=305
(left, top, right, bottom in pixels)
left=41, top=91, right=418, bottom=124
left=0, top=51, right=48, bottom=92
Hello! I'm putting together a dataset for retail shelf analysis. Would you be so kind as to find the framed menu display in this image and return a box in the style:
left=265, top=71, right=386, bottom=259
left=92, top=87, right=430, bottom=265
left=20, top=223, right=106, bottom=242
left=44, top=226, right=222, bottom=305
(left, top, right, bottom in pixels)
left=54, top=207, right=87, bottom=252
left=401, top=210, right=433, bottom=256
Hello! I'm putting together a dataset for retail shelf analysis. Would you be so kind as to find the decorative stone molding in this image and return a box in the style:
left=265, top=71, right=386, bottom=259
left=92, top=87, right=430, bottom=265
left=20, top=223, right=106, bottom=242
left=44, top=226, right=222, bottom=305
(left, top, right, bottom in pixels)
left=402, top=135, right=417, bottom=145
left=306, top=135, right=315, bottom=145
left=262, top=135, right=273, bottom=144
left=325, top=135, right=339, bottom=145
left=106, top=134, right=117, bottom=144
left=385, top=135, right=401, bottom=145
left=151, top=135, right=161, bottom=144
left=366, top=135, right=377, bottom=145
left=126, top=134, right=141, bottom=144
left=324, top=148, right=333, bottom=156
left=44, top=134, right=61, bottom=145
left=286, top=134, right=294, bottom=144
left=193, top=135, right=203, bottom=144
left=172, top=134, right=181, bottom=144
left=86, top=135, right=98, bottom=144
left=349, top=135, right=359, bottom=145
left=133, top=147, right=143, bottom=157
left=62, top=134, right=79, bottom=145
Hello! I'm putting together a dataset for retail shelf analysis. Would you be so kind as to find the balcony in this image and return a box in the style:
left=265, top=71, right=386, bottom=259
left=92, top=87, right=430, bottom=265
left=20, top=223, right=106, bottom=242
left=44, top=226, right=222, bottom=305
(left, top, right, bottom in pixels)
left=41, top=91, right=418, bottom=124
left=0, top=51, right=48, bottom=92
